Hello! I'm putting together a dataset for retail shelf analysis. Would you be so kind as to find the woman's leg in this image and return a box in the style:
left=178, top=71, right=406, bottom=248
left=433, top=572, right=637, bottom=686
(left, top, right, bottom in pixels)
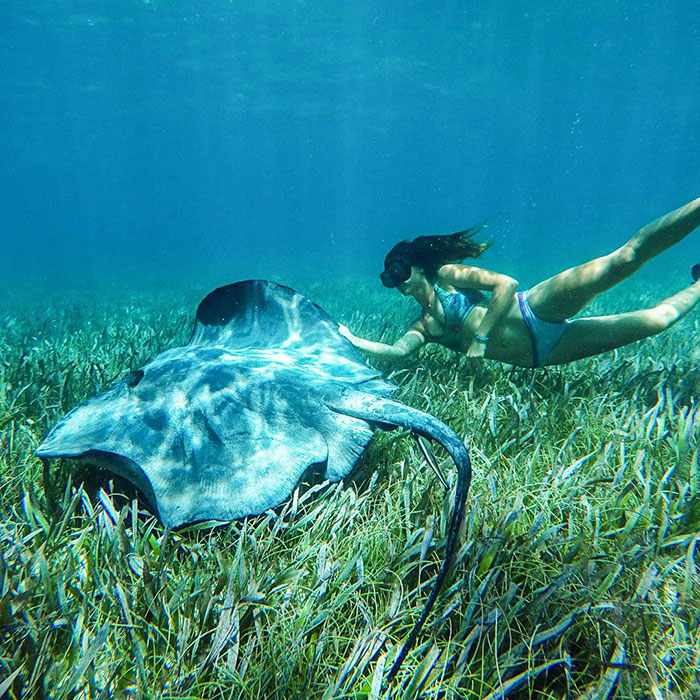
left=544, top=279, right=700, bottom=365
left=527, top=196, right=700, bottom=321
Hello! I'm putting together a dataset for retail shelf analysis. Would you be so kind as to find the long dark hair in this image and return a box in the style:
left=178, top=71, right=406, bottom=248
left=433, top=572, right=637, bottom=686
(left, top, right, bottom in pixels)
left=380, top=225, right=489, bottom=287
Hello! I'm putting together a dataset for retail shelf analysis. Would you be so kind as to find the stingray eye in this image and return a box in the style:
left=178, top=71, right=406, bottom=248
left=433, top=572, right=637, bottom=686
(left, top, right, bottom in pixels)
left=125, top=369, right=144, bottom=387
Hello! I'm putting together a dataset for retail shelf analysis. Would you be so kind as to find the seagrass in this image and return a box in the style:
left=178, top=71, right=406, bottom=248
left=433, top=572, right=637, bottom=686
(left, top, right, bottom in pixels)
left=0, top=278, right=697, bottom=699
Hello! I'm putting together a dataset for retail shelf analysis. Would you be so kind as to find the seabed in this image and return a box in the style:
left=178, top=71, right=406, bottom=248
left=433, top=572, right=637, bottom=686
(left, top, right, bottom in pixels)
left=0, top=279, right=698, bottom=699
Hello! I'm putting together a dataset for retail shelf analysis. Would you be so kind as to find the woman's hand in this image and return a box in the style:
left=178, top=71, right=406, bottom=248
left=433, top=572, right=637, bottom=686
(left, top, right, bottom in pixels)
left=337, top=324, right=355, bottom=342
left=466, top=338, right=487, bottom=360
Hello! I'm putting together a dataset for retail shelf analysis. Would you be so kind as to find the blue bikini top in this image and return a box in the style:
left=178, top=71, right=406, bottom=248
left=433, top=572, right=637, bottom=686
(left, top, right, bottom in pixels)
left=434, top=284, right=484, bottom=330
left=418, top=284, right=484, bottom=343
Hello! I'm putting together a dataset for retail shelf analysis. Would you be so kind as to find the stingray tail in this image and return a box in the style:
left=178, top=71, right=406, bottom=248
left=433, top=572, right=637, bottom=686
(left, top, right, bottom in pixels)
left=326, top=389, right=472, bottom=681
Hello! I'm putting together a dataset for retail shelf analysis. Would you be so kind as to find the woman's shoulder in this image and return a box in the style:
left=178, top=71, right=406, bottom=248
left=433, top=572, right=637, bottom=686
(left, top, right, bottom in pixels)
left=436, top=263, right=482, bottom=286
left=437, top=263, right=515, bottom=293
left=437, top=262, right=481, bottom=276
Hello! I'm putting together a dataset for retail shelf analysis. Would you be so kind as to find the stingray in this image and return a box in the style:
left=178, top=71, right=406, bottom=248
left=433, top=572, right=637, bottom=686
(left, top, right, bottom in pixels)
left=36, top=279, right=472, bottom=678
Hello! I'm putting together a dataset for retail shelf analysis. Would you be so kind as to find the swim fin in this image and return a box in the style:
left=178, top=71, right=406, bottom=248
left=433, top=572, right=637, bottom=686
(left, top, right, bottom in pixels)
left=692, top=263, right=700, bottom=282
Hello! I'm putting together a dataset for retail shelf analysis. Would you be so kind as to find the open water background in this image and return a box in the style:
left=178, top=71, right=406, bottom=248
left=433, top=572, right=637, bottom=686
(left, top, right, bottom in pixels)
left=2, top=1, right=699, bottom=298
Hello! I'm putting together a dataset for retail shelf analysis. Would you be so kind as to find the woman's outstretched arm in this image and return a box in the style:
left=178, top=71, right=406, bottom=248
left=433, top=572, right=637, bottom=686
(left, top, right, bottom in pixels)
left=338, top=325, right=425, bottom=361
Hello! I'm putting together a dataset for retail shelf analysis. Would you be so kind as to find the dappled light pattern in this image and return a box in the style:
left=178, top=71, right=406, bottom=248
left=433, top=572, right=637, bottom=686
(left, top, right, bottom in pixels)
left=36, top=281, right=400, bottom=526
left=35, top=280, right=470, bottom=525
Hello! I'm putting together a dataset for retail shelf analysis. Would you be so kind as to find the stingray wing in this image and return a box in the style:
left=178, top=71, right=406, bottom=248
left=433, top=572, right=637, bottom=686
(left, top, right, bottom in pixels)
left=36, top=358, right=334, bottom=526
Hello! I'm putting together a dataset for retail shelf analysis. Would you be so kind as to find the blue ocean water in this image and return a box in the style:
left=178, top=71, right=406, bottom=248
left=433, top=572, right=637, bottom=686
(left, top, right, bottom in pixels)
left=1, top=1, right=699, bottom=293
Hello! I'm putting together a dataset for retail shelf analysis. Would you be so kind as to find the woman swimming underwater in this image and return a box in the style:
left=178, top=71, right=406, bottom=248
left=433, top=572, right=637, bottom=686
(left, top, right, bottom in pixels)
left=339, top=196, right=700, bottom=368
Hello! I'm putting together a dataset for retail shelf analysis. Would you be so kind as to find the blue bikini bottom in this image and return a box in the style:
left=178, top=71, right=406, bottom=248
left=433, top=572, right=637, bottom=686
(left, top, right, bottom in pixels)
left=517, top=291, right=570, bottom=367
